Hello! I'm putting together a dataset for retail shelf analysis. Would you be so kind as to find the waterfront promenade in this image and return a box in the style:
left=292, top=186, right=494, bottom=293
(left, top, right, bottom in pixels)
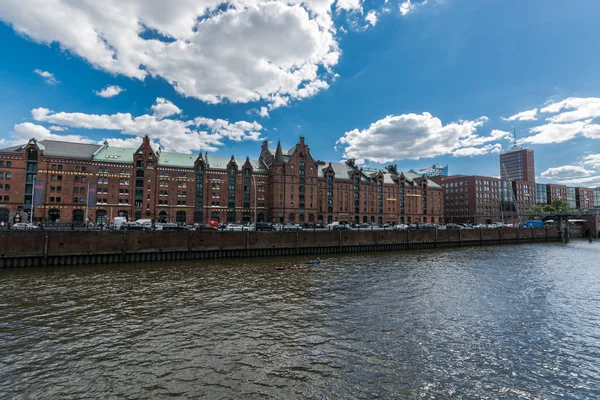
left=0, top=228, right=558, bottom=267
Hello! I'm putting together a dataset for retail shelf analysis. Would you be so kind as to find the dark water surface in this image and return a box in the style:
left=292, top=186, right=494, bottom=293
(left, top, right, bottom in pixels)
left=1, top=242, right=600, bottom=399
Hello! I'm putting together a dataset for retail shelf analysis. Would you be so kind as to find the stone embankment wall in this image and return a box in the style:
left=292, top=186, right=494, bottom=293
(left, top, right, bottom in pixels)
left=0, top=228, right=558, bottom=268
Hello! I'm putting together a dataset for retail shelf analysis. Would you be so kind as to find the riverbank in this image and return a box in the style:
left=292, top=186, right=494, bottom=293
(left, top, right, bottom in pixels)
left=0, top=228, right=559, bottom=267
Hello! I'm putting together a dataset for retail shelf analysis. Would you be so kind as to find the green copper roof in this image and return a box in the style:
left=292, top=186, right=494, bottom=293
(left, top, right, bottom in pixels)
left=93, top=146, right=135, bottom=163
left=157, top=152, right=196, bottom=168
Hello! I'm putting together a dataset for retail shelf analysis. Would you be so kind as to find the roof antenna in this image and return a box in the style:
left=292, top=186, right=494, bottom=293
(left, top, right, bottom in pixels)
left=511, top=128, right=520, bottom=150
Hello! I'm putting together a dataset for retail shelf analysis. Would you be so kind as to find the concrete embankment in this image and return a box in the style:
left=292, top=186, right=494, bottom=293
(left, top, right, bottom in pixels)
left=0, top=228, right=559, bottom=268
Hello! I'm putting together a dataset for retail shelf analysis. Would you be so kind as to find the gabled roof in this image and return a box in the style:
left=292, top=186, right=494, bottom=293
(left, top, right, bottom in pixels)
left=0, top=144, right=23, bottom=154
left=40, top=140, right=102, bottom=159
left=0, top=140, right=102, bottom=159
left=204, top=155, right=268, bottom=173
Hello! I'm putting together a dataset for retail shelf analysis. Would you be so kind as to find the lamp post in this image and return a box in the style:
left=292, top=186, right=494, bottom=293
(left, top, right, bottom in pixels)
left=252, top=174, right=257, bottom=225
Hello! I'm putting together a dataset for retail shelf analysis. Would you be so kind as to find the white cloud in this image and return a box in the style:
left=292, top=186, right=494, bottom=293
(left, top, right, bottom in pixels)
left=259, top=107, right=270, bottom=118
left=336, top=0, right=363, bottom=12
left=22, top=100, right=263, bottom=153
left=2, top=0, right=340, bottom=108
left=540, top=164, right=600, bottom=187
left=541, top=165, right=594, bottom=180
left=541, top=97, right=600, bottom=123
left=583, top=154, right=600, bottom=170
left=520, top=121, right=600, bottom=144
left=452, top=143, right=503, bottom=157
left=502, top=108, right=538, bottom=122
left=48, top=125, right=68, bottom=131
left=12, top=122, right=94, bottom=143
left=400, top=0, right=415, bottom=15
left=151, top=98, right=182, bottom=119
left=33, top=69, right=58, bottom=85
left=365, top=10, right=378, bottom=26
left=336, top=112, right=503, bottom=163
left=95, top=85, right=125, bottom=98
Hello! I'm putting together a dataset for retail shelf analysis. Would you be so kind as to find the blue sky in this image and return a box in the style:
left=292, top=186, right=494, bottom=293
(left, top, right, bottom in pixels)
left=1, top=0, right=599, bottom=187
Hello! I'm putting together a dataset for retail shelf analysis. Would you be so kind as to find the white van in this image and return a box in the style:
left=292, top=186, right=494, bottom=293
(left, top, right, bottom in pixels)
left=113, top=216, right=127, bottom=229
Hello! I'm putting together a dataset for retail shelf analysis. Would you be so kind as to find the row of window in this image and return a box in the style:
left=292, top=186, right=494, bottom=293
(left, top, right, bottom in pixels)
left=157, top=200, right=188, bottom=206
left=159, top=172, right=188, bottom=178
left=0, top=172, right=12, bottom=179
left=0, top=161, right=12, bottom=167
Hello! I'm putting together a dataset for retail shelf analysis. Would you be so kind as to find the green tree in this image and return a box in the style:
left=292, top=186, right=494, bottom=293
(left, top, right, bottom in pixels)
left=550, top=199, right=570, bottom=212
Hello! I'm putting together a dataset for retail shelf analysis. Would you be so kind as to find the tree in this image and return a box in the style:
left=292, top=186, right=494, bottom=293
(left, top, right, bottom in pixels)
left=550, top=199, right=570, bottom=212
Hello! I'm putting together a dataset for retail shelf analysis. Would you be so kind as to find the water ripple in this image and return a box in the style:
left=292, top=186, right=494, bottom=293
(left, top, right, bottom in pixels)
left=1, top=242, right=600, bottom=399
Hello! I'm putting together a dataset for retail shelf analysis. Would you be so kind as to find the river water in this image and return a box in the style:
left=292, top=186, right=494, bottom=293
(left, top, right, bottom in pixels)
left=1, top=241, right=599, bottom=399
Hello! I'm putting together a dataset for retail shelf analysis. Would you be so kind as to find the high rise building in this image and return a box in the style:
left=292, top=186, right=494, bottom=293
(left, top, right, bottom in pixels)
left=499, top=148, right=535, bottom=183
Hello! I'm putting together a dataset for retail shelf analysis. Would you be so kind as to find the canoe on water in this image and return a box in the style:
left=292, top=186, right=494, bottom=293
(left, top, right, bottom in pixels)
left=274, top=264, right=310, bottom=270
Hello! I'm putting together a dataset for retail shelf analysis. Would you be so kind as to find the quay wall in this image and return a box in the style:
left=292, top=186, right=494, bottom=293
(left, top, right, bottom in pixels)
left=0, top=228, right=559, bottom=268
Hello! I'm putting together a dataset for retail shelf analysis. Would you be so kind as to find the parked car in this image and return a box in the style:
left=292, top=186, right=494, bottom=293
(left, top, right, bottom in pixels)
left=119, top=222, right=144, bottom=230
left=11, top=223, right=39, bottom=230
left=255, top=222, right=275, bottom=231
left=393, top=224, right=408, bottom=230
left=194, top=223, right=218, bottom=230
left=226, top=224, right=245, bottom=231
left=282, top=224, right=302, bottom=231
left=332, top=224, right=349, bottom=230
left=162, top=223, right=185, bottom=231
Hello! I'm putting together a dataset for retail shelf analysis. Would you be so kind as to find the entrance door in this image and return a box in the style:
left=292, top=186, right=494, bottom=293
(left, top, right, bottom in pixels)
left=48, top=209, right=60, bottom=222
left=0, top=208, right=8, bottom=223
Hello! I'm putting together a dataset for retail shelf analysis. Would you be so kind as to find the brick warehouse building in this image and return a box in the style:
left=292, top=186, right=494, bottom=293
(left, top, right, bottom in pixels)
left=0, top=136, right=444, bottom=225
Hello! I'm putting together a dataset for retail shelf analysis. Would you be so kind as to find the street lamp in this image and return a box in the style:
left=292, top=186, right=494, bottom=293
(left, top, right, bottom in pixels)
left=252, top=174, right=257, bottom=225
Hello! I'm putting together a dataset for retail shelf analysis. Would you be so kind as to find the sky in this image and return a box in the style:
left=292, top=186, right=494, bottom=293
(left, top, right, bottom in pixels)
left=1, top=0, right=600, bottom=188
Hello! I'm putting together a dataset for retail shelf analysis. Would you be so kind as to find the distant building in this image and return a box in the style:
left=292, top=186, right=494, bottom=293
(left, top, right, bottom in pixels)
left=499, top=148, right=535, bottom=183
left=408, top=163, right=448, bottom=177
left=430, top=175, right=501, bottom=224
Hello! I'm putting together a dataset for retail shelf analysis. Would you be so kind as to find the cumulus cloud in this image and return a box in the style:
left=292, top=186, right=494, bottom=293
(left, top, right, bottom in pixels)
left=399, top=1, right=415, bottom=15
left=509, top=97, right=600, bottom=145
left=452, top=143, right=503, bottom=157
left=151, top=98, right=182, bottom=119
left=541, top=97, right=600, bottom=123
left=48, top=125, right=68, bottom=131
left=336, top=0, right=363, bottom=12
left=33, top=69, right=58, bottom=85
left=583, top=154, right=600, bottom=170
left=365, top=10, right=378, bottom=26
left=12, top=99, right=264, bottom=153
left=95, top=85, right=125, bottom=98
left=541, top=165, right=594, bottom=180
left=259, top=107, right=270, bottom=118
left=502, top=108, right=538, bottom=122
left=520, top=121, right=600, bottom=144
left=540, top=165, right=600, bottom=187
left=2, top=0, right=340, bottom=108
left=336, top=112, right=507, bottom=163
left=12, top=122, right=94, bottom=143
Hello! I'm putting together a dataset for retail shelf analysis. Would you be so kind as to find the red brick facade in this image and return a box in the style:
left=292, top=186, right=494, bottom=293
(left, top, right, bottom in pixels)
left=0, top=136, right=444, bottom=225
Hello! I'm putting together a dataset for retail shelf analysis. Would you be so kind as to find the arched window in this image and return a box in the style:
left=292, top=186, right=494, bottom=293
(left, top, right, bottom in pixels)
left=158, top=210, right=168, bottom=223
left=72, top=210, right=84, bottom=223
left=176, top=211, right=186, bottom=223
left=289, top=213, right=295, bottom=223
left=210, top=211, right=220, bottom=221
left=96, top=210, right=107, bottom=225
left=257, top=212, right=265, bottom=222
